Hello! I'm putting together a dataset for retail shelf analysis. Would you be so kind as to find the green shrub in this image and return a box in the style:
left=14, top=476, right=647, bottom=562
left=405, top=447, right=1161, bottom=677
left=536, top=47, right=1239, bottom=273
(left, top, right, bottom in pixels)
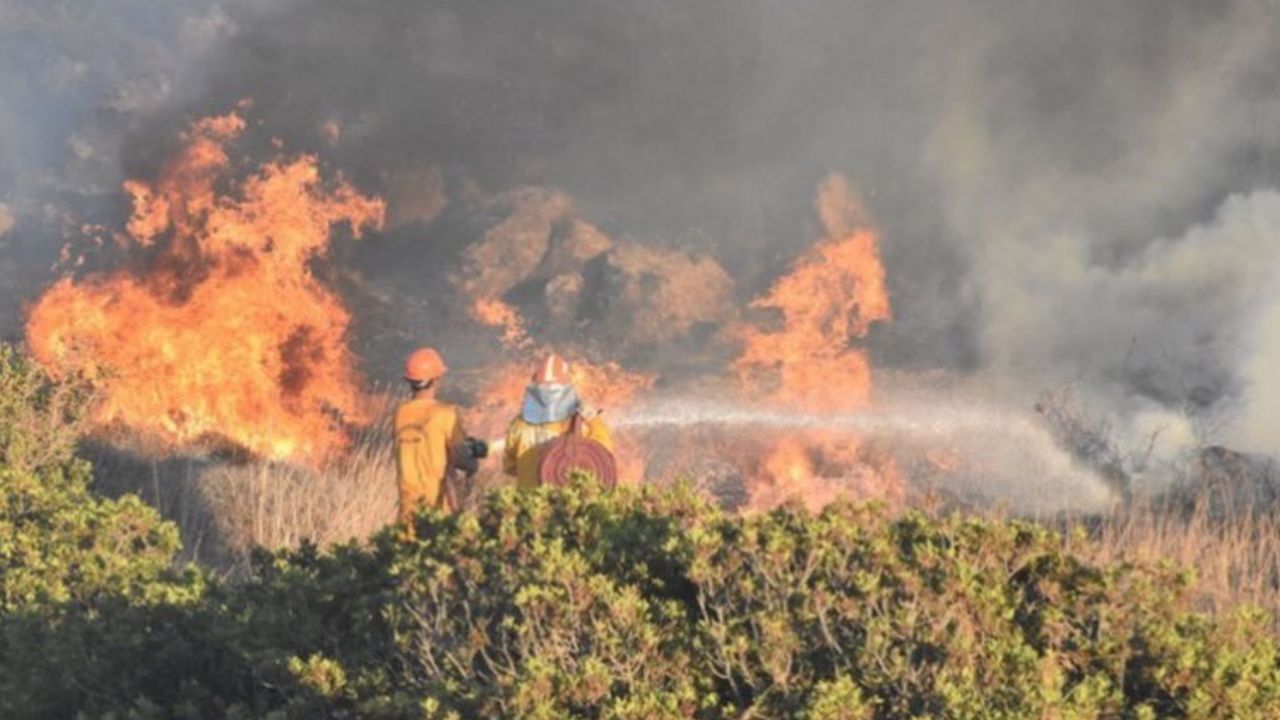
left=0, top=344, right=188, bottom=615
left=19, top=478, right=1278, bottom=719
left=0, top=344, right=93, bottom=476
left=0, top=344, right=197, bottom=717
left=683, top=500, right=1266, bottom=718
left=386, top=482, right=708, bottom=718
left=0, top=350, right=1278, bottom=719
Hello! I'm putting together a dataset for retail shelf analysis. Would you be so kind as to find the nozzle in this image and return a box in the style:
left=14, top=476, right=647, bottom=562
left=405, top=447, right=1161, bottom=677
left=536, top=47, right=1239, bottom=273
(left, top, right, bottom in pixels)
left=463, top=437, right=489, bottom=459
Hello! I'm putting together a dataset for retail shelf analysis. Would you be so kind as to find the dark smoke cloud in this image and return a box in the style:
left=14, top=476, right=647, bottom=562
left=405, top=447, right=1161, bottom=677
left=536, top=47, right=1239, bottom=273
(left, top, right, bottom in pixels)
left=6, top=0, right=1280, bottom=459
left=0, top=0, right=236, bottom=323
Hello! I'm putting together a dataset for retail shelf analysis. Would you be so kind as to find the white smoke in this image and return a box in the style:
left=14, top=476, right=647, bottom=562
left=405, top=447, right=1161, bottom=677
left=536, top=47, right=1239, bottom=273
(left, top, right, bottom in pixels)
left=1237, top=244, right=1280, bottom=453
left=920, top=1, right=1280, bottom=460
left=963, top=190, right=1280, bottom=456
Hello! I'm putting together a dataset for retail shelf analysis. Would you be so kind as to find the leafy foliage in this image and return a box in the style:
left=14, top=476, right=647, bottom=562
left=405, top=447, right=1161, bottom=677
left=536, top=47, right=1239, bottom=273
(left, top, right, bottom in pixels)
left=0, top=346, right=195, bottom=717
left=0, top=346, right=186, bottom=616
left=1, top=345, right=1279, bottom=718
left=7, top=478, right=1280, bottom=719
left=0, top=344, right=94, bottom=474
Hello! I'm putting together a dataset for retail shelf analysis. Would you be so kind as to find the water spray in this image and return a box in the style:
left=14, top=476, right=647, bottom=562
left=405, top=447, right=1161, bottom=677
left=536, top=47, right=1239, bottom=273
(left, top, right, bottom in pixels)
left=611, top=396, right=1118, bottom=515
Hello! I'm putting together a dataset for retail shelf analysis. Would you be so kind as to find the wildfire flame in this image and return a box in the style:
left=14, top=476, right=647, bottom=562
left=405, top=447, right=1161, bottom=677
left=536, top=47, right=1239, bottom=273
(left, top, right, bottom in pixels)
left=471, top=297, right=532, bottom=350
left=736, top=173, right=891, bottom=412
left=25, top=106, right=900, bottom=512
left=25, top=110, right=385, bottom=463
left=734, top=173, right=901, bottom=508
left=457, top=173, right=901, bottom=507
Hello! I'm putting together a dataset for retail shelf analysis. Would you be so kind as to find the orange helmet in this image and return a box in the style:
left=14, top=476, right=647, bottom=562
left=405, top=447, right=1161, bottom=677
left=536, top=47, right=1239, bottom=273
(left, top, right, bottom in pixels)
left=404, top=347, right=447, bottom=383
left=531, top=353, right=573, bottom=385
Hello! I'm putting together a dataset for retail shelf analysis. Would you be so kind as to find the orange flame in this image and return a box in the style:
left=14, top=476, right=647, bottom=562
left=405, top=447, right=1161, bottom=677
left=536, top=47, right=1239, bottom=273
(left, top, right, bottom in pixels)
left=763, top=438, right=816, bottom=486
left=471, top=297, right=532, bottom=350
left=736, top=173, right=890, bottom=412
left=735, top=173, right=900, bottom=508
left=25, top=110, right=385, bottom=463
left=459, top=173, right=899, bottom=506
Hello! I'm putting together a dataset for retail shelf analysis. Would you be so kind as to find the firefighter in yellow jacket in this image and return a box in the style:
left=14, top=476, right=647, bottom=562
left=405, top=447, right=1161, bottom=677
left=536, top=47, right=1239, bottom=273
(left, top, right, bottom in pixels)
left=503, top=353, right=613, bottom=490
left=394, top=346, right=467, bottom=524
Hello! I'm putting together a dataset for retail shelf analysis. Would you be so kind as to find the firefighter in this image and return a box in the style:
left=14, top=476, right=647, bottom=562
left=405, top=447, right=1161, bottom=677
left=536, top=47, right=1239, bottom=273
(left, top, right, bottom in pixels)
left=394, top=346, right=468, bottom=526
left=502, top=353, right=613, bottom=490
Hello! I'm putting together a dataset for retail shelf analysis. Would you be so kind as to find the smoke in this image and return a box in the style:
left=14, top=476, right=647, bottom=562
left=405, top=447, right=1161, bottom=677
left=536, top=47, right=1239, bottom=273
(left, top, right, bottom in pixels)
left=0, top=1, right=236, bottom=196
left=6, top=0, right=1280, bottom=463
left=923, top=1, right=1280, bottom=456
left=0, top=204, right=12, bottom=239
left=1238, top=246, right=1280, bottom=453
left=0, top=0, right=238, bottom=317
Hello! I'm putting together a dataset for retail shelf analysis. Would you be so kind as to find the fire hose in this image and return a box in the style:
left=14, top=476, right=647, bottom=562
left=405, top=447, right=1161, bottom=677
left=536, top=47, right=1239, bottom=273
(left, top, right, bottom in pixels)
left=538, top=414, right=618, bottom=488
left=452, top=416, right=619, bottom=489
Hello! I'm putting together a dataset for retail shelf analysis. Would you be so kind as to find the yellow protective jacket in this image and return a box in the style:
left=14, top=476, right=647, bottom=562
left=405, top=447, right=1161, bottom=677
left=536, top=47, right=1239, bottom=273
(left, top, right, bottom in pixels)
left=394, top=397, right=465, bottom=522
left=502, top=413, right=613, bottom=491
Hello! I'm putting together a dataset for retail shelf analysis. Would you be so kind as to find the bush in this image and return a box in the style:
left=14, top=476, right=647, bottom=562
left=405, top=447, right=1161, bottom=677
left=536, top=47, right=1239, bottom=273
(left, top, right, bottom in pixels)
left=6, top=477, right=1280, bottom=719
left=1, top=344, right=1278, bottom=718
left=0, top=345, right=197, bottom=718
left=0, top=344, right=93, bottom=475
left=0, top=345, right=187, bottom=616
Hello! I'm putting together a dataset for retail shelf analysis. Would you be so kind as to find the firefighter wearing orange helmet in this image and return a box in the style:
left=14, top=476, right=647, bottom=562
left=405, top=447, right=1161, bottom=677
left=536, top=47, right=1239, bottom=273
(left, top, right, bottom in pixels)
left=394, top=347, right=475, bottom=526
left=502, top=353, right=614, bottom=490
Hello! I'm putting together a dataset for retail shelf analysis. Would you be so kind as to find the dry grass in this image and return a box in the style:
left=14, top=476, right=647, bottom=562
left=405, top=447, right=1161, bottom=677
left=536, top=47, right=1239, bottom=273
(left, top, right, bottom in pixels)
left=193, top=450, right=1280, bottom=618
left=90, top=392, right=516, bottom=572
left=109, top=448, right=1280, bottom=614
left=193, top=443, right=1280, bottom=619
left=86, top=393, right=1280, bottom=611
left=196, top=438, right=398, bottom=569
left=1062, top=496, right=1280, bottom=619
left=187, top=396, right=413, bottom=571
left=86, top=397, right=402, bottom=572
left=88, top=441, right=396, bottom=573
